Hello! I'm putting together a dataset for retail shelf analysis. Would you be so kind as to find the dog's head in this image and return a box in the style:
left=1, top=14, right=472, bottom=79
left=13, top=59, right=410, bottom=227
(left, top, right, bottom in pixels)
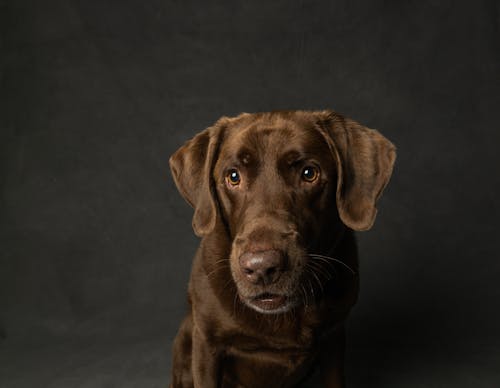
left=170, top=111, right=395, bottom=314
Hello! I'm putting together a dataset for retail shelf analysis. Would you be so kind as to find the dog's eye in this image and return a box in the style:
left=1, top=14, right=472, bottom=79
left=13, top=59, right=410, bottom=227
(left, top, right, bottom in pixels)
left=301, top=166, right=319, bottom=182
left=226, top=169, right=241, bottom=186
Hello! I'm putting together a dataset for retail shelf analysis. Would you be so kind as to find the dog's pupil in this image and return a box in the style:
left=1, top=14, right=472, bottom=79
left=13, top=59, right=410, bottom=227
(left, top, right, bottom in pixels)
left=230, top=170, right=239, bottom=182
left=303, top=167, right=314, bottom=179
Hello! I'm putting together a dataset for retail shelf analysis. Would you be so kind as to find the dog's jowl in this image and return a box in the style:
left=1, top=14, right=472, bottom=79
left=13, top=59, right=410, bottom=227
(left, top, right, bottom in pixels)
left=169, top=110, right=396, bottom=388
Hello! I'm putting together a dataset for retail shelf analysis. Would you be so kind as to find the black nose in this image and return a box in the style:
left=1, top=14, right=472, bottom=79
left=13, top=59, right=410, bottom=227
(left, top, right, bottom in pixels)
left=239, top=250, right=285, bottom=285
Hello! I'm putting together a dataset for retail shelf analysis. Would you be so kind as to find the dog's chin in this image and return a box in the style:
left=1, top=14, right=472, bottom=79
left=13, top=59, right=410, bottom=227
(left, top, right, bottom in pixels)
left=240, top=292, right=297, bottom=314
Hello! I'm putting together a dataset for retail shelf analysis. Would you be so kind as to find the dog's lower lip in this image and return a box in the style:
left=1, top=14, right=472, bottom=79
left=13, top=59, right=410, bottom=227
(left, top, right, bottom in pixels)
left=251, top=293, right=286, bottom=310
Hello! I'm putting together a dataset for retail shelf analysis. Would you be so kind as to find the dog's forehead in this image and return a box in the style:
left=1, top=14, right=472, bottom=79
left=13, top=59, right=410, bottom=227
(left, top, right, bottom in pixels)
left=221, top=113, right=326, bottom=160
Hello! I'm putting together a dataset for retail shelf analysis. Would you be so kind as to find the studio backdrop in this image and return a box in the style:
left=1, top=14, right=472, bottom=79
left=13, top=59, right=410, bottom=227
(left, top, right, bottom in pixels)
left=1, top=1, right=499, bottom=387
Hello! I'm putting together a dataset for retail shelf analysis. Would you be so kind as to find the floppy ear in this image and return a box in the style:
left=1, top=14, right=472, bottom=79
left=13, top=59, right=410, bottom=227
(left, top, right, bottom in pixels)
left=318, top=110, right=396, bottom=231
left=169, top=120, right=226, bottom=237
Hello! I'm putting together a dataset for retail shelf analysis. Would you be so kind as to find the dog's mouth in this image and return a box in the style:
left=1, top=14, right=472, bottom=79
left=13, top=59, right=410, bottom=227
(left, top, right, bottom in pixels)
left=241, top=292, right=293, bottom=314
left=253, top=292, right=286, bottom=309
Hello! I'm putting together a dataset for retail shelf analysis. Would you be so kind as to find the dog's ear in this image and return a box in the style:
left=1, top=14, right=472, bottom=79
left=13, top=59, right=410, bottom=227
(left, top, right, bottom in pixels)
left=317, top=110, right=396, bottom=231
left=169, top=119, right=226, bottom=237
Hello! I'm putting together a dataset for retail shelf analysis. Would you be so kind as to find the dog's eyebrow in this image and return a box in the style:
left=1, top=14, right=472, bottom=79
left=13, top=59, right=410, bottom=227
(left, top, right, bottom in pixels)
left=281, top=150, right=304, bottom=165
left=218, top=145, right=256, bottom=168
left=236, top=148, right=253, bottom=166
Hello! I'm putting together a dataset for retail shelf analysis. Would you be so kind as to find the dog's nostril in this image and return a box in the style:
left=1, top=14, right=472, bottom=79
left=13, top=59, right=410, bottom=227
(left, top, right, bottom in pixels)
left=239, top=250, right=285, bottom=285
left=266, top=267, right=276, bottom=276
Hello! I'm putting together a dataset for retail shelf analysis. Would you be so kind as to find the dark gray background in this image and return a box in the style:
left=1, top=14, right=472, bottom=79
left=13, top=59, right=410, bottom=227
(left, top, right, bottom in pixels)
left=1, top=0, right=499, bottom=387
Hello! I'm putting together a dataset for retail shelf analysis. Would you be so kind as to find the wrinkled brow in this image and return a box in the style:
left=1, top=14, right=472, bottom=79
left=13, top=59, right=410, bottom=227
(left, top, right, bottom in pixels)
left=219, top=122, right=331, bottom=167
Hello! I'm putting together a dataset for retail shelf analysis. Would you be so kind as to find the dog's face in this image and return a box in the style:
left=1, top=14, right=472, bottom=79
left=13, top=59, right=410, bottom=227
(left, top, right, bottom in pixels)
left=170, top=111, right=395, bottom=314
left=214, top=116, right=341, bottom=313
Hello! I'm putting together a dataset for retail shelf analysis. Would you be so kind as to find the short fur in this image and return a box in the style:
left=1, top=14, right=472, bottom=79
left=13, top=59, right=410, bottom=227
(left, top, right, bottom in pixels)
left=169, top=110, right=396, bottom=388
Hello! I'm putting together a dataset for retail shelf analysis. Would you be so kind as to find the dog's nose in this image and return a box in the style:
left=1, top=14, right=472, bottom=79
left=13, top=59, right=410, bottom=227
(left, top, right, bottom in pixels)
left=239, top=250, right=285, bottom=285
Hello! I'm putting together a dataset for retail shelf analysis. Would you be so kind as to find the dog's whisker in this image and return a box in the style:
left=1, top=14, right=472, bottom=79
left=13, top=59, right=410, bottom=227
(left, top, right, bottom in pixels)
left=308, top=255, right=338, bottom=270
left=307, top=279, right=315, bottom=303
left=205, top=258, right=228, bottom=274
left=305, top=263, right=325, bottom=295
left=233, top=292, right=239, bottom=318
left=221, top=278, right=234, bottom=293
left=210, top=258, right=230, bottom=266
left=307, top=260, right=334, bottom=281
left=206, top=263, right=229, bottom=280
left=310, top=257, right=340, bottom=280
left=206, top=266, right=224, bottom=278
left=300, top=284, right=308, bottom=309
left=308, top=253, right=356, bottom=274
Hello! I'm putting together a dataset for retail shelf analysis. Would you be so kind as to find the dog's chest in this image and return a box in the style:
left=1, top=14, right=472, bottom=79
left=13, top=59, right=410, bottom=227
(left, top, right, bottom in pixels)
left=221, top=344, right=316, bottom=388
left=216, top=325, right=314, bottom=387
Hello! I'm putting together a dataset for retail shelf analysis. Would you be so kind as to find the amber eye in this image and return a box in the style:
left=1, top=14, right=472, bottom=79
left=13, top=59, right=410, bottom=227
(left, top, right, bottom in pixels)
left=301, top=166, right=319, bottom=182
left=226, top=169, right=241, bottom=186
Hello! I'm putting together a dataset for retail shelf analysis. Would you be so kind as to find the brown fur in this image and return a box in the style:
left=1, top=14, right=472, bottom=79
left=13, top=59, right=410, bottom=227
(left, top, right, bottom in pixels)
left=169, top=110, right=396, bottom=388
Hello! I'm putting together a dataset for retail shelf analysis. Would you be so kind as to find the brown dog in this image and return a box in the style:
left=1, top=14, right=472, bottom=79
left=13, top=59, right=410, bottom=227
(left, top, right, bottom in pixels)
left=169, top=110, right=396, bottom=388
